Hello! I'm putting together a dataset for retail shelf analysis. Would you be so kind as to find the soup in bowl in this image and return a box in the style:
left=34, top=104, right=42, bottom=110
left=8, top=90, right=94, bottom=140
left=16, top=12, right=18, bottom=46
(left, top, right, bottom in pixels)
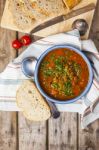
left=34, top=45, right=93, bottom=104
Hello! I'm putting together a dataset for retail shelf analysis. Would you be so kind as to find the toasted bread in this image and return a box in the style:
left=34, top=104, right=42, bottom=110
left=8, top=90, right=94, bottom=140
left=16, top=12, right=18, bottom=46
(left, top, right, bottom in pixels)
left=16, top=80, right=51, bottom=121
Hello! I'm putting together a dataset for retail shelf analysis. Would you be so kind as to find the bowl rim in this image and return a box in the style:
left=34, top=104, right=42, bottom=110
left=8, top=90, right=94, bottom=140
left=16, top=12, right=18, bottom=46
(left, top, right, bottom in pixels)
left=34, top=45, right=93, bottom=104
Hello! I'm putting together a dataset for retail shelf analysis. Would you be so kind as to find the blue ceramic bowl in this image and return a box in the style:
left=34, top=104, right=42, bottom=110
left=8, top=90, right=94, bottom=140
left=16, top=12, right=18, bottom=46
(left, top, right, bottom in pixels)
left=34, top=45, right=93, bottom=104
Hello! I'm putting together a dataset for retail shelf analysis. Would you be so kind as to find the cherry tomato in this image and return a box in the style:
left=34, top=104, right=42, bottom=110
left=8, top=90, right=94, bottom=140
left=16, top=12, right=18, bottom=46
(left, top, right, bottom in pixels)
left=21, top=35, right=31, bottom=46
left=12, top=40, right=23, bottom=49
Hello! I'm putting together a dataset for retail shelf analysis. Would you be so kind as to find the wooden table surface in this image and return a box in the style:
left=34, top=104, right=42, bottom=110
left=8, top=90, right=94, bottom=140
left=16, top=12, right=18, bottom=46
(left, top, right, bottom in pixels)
left=0, top=1, right=99, bottom=150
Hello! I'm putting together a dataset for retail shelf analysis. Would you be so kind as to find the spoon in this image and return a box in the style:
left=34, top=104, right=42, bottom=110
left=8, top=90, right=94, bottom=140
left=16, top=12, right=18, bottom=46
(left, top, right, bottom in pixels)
left=72, top=19, right=89, bottom=36
left=21, top=57, right=60, bottom=119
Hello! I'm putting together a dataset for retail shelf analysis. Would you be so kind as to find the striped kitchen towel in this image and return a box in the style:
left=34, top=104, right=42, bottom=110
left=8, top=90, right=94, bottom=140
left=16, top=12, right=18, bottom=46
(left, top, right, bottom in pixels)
left=0, top=29, right=99, bottom=128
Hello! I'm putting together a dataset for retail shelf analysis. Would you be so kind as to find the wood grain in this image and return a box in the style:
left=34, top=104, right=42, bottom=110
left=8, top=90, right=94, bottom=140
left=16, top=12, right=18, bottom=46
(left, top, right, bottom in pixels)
left=0, top=112, right=17, bottom=150
left=0, top=0, right=16, bottom=72
left=0, top=1, right=18, bottom=150
left=48, top=112, right=78, bottom=150
left=78, top=116, right=99, bottom=150
left=89, top=0, right=99, bottom=51
left=18, top=113, right=47, bottom=150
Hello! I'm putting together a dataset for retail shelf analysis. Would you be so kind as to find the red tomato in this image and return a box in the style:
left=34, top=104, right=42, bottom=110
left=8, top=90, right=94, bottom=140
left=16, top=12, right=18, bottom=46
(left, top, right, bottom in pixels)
left=21, top=35, right=31, bottom=46
left=12, top=40, right=23, bottom=49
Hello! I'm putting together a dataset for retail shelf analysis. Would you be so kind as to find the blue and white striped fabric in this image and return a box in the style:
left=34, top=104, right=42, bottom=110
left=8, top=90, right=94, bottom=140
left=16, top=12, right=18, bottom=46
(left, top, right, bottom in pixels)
left=0, top=30, right=99, bottom=128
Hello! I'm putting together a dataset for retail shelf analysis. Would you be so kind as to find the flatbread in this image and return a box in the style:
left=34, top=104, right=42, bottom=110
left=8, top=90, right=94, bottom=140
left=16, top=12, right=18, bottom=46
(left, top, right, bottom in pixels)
left=8, top=0, right=68, bottom=29
left=8, top=0, right=36, bottom=29
left=22, top=0, right=48, bottom=21
left=16, top=80, right=51, bottom=121
left=8, top=0, right=80, bottom=31
left=23, top=0, right=67, bottom=16
left=63, top=0, right=81, bottom=9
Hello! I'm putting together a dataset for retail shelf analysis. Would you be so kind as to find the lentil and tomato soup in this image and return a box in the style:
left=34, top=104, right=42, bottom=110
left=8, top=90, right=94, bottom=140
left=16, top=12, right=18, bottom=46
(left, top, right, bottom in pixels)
left=38, top=48, right=89, bottom=101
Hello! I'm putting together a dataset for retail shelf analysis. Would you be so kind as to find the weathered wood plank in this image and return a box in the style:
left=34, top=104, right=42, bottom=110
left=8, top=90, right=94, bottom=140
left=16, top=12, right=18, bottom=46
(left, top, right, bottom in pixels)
left=0, top=112, right=17, bottom=150
left=18, top=113, right=47, bottom=150
left=89, top=0, right=99, bottom=51
left=0, top=0, right=16, bottom=72
left=48, top=112, right=78, bottom=150
left=0, top=1, right=18, bottom=150
left=78, top=116, right=99, bottom=150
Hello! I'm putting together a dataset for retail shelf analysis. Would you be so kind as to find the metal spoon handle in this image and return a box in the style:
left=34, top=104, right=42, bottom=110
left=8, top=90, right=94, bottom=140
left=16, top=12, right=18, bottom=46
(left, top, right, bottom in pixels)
left=46, top=100, right=60, bottom=119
